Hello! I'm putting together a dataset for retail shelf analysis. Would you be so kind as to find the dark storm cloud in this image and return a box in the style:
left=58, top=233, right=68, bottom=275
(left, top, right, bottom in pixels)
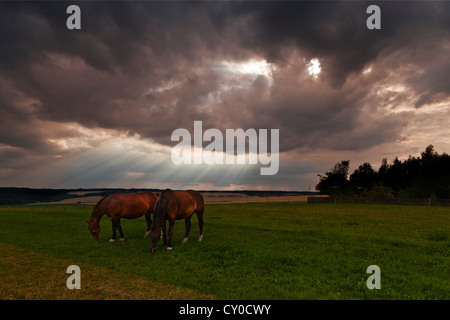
left=2, top=1, right=450, bottom=188
left=228, top=1, right=450, bottom=87
left=0, top=1, right=243, bottom=149
left=0, top=1, right=238, bottom=74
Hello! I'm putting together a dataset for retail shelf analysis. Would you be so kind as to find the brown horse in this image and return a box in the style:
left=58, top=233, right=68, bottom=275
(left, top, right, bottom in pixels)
left=87, top=191, right=158, bottom=242
left=150, top=189, right=204, bottom=252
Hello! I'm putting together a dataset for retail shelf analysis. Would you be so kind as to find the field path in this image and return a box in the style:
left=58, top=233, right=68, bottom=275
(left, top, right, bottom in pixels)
left=0, top=242, right=216, bottom=300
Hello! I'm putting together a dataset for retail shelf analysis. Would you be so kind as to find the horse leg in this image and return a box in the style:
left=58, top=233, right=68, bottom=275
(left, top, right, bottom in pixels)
left=197, top=209, right=204, bottom=242
left=162, top=219, right=167, bottom=245
left=166, top=219, right=175, bottom=251
left=144, top=211, right=152, bottom=238
left=117, top=219, right=125, bottom=242
left=110, top=220, right=117, bottom=243
left=182, top=217, right=191, bottom=244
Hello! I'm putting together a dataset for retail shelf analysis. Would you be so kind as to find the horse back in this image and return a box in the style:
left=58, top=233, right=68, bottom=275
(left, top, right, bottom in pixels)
left=96, top=192, right=155, bottom=219
left=157, top=189, right=204, bottom=220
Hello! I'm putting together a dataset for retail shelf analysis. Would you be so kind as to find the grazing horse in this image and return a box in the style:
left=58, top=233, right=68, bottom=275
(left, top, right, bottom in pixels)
left=86, top=191, right=158, bottom=242
left=150, top=189, right=204, bottom=252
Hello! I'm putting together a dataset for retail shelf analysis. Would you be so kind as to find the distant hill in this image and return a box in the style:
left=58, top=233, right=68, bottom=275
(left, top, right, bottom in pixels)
left=0, top=187, right=318, bottom=205
left=0, top=187, right=150, bottom=205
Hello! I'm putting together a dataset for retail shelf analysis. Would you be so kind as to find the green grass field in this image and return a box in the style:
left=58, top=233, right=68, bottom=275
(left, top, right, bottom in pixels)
left=0, top=202, right=448, bottom=299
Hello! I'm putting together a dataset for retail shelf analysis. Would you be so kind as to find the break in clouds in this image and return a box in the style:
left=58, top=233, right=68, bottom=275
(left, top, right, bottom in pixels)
left=1, top=1, right=450, bottom=190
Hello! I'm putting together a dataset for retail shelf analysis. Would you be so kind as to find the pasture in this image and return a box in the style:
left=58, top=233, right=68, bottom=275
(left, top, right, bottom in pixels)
left=0, top=202, right=448, bottom=299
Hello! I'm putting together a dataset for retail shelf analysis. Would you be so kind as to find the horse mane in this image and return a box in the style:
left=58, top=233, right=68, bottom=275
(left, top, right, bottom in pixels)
left=152, top=189, right=172, bottom=230
left=90, top=192, right=114, bottom=221
left=152, top=195, right=164, bottom=229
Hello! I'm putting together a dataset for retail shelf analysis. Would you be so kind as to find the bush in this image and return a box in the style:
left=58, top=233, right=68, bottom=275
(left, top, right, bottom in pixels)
left=364, top=185, right=393, bottom=198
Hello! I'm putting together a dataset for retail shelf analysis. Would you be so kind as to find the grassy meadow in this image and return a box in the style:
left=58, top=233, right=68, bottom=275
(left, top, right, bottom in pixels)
left=0, top=202, right=448, bottom=299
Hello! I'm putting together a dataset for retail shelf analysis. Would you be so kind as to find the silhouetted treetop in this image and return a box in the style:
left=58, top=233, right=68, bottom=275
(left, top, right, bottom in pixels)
left=316, top=145, right=450, bottom=199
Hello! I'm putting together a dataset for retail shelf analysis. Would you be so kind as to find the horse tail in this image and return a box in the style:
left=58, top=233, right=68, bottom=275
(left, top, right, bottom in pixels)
left=188, top=190, right=204, bottom=241
left=150, top=192, right=159, bottom=205
left=187, top=190, right=204, bottom=214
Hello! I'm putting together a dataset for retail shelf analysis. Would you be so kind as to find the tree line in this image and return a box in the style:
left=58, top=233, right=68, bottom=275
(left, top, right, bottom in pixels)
left=315, top=145, right=450, bottom=199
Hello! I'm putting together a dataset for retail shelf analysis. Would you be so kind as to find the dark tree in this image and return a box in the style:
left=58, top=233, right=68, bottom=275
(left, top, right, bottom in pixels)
left=377, top=158, right=388, bottom=186
left=316, top=160, right=351, bottom=196
left=349, top=162, right=376, bottom=195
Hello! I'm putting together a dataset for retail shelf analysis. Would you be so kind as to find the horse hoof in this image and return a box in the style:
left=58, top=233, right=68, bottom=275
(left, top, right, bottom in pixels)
left=198, top=234, right=203, bottom=242
left=144, top=231, right=151, bottom=238
left=166, top=247, right=173, bottom=251
left=119, top=238, right=125, bottom=242
left=109, top=239, right=115, bottom=243
left=182, top=237, right=188, bottom=244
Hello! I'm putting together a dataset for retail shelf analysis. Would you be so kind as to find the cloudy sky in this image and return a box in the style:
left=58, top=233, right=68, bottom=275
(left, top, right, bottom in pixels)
left=1, top=1, right=450, bottom=191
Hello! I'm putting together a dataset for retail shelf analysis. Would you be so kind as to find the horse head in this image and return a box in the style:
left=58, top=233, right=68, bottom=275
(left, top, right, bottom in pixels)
left=150, top=228, right=161, bottom=252
left=86, top=219, right=101, bottom=240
